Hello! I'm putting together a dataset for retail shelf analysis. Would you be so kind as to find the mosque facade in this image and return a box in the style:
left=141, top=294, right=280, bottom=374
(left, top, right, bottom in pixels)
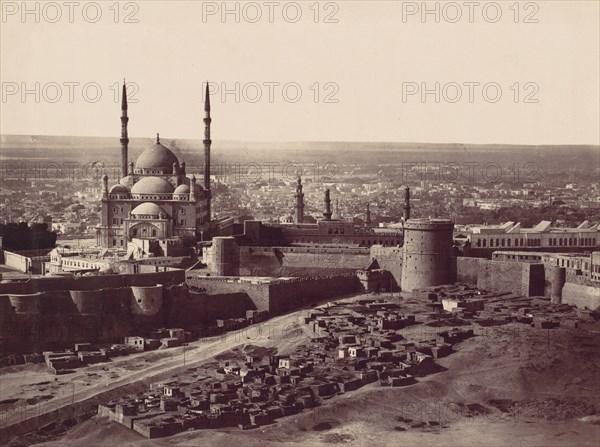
left=95, top=84, right=214, bottom=249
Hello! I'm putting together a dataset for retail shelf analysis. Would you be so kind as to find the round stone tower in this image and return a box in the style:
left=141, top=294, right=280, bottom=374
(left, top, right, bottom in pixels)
left=551, top=267, right=566, bottom=304
left=401, top=218, right=454, bottom=292
left=213, top=236, right=239, bottom=276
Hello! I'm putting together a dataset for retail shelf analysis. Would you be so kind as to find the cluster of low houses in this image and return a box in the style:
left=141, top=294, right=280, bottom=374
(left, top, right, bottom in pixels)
left=98, top=299, right=476, bottom=438
left=1, top=310, right=269, bottom=372
left=43, top=328, right=189, bottom=374
left=417, top=284, right=596, bottom=330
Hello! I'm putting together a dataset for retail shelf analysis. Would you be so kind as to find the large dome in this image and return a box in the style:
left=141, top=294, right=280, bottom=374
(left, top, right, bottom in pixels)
left=130, top=176, right=174, bottom=194
left=131, top=202, right=166, bottom=216
left=135, top=140, right=179, bottom=170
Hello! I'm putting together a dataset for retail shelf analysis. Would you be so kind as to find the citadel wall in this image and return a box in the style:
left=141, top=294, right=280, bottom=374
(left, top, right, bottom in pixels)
left=208, top=241, right=371, bottom=278
left=474, top=260, right=545, bottom=296
left=368, top=245, right=403, bottom=289
left=268, top=274, right=360, bottom=313
left=0, top=270, right=185, bottom=295
left=455, top=257, right=599, bottom=310
left=455, top=257, right=482, bottom=284
left=184, top=273, right=360, bottom=314
left=562, top=282, right=600, bottom=310
left=0, top=269, right=361, bottom=354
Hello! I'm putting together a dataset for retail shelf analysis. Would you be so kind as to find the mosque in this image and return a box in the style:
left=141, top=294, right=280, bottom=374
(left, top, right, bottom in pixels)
left=95, top=83, right=229, bottom=251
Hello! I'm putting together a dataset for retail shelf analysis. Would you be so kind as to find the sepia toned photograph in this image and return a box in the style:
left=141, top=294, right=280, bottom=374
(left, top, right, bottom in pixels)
left=0, top=1, right=599, bottom=446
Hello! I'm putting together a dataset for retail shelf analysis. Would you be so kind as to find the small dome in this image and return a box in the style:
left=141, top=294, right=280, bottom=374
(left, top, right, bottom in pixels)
left=120, top=175, right=135, bottom=186
left=130, top=176, right=174, bottom=194
left=109, top=184, right=129, bottom=194
left=174, top=184, right=190, bottom=194
left=135, top=140, right=179, bottom=170
left=131, top=202, right=166, bottom=216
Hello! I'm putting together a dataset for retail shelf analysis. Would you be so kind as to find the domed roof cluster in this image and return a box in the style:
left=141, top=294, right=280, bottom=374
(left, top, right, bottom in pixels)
left=131, top=176, right=174, bottom=194
left=135, top=137, right=179, bottom=171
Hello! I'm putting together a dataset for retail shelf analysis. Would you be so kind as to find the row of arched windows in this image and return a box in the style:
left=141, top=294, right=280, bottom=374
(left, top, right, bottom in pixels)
left=475, top=236, right=597, bottom=248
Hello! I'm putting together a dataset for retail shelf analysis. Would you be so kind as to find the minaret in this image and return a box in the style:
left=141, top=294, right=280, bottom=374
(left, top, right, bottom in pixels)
left=190, top=175, right=197, bottom=202
left=323, top=189, right=332, bottom=220
left=294, top=176, right=304, bottom=224
left=332, top=199, right=341, bottom=220
left=366, top=203, right=372, bottom=227
left=102, top=174, right=108, bottom=198
left=120, top=80, right=129, bottom=178
left=403, top=186, right=411, bottom=221
left=203, top=82, right=212, bottom=218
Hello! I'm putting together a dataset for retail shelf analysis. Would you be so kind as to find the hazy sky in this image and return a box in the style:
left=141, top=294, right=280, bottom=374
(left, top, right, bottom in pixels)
left=1, top=0, right=599, bottom=144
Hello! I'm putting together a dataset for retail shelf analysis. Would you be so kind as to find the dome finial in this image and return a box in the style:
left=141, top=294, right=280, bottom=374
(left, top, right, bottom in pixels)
left=156, top=133, right=160, bottom=144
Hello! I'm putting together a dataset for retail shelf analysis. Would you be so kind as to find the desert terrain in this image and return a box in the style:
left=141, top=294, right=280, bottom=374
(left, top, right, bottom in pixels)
left=2, top=292, right=599, bottom=447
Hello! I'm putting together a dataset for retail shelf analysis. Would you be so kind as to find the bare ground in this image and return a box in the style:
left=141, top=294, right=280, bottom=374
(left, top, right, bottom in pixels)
left=3, top=293, right=600, bottom=447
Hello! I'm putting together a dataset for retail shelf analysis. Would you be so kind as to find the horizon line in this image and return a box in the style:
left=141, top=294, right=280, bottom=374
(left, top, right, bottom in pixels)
left=1, top=134, right=599, bottom=148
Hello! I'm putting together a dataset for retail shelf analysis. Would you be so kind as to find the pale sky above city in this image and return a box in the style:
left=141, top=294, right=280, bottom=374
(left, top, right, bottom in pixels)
left=1, top=0, right=599, bottom=144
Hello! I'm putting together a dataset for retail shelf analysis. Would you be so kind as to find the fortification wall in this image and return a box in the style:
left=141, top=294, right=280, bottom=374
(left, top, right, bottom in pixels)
left=70, top=290, right=105, bottom=315
left=268, top=274, right=360, bottom=314
left=185, top=273, right=359, bottom=314
left=238, top=247, right=283, bottom=276
left=8, top=294, right=42, bottom=314
left=277, top=250, right=369, bottom=277
left=165, top=286, right=255, bottom=325
left=369, top=246, right=403, bottom=288
left=477, top=260, right=545, bottom=296
left=0, top=270, right=185, bottom=295
left=542, top=265, right=565, bottom=299
left=1, top=287, right=144, bottom=354
left=237, top=246, right=370, bottom=277
left=562, top=283, right=600, bottom=310
left=213, top=237, right=240, bottom=276
left=185, top=276, right=270, bottom=311
left=456, top=257, right=482, bottom=284
left=130, top=285, right=163, bottom=316
left=527, top=264, right=545, bottom=296
left=0, top=295, right=14, bottom=319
